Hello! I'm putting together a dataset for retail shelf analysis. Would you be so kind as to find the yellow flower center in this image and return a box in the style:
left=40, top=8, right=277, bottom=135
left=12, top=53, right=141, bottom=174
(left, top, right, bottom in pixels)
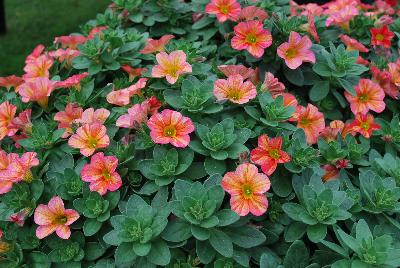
left=358, top=94, right=369, bottom=102
left=0, top=242, right=11, bottom=254
left=242, top=184, right=253, bottom=199
left=227, top=89, right=242, bottom=101
left=361, top=122, right=370, bottom=130
left=300, top=118, right=310, bottom=126
left=23, top=170, right=33, bottom=183
left=220, top=5, right=229, bottom=14
left=246, top=34, right=258, bottom=44
left=269, top=149, right=280, bottom=160
left=103, top=171, right=112, bottom=180
left=87, top=136, right=98, bottom=148
left=55, top=215, right=68, bottom=224
left=285, top=47, right=298, bottom=59
left=166, top=64, right=180, bottom=78
left=376, top=34, right=384, bottom=41
left=163, top=125, right=176, bottom=137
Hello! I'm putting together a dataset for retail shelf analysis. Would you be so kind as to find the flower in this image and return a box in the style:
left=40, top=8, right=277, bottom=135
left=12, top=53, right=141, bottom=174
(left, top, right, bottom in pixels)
left=344, top=79, right=385, bottom=115
left=339, top=34, right=369, bottom=53
left=0, top=75, right=23, bottom=90
left=49, top=48, right=80, bottom=65
left=78, top=108, right=110, bottom=125
left=205, top=0, right=241, bottom=22
left=116, top=97, right=161, bottom=129
left=239, top=6, right=268, bottom=21
left=54, top=35, right=87, bottom=49
left=250, top=135, right=291, bottom=175
left=370, top=25, right=395, bottom=48
left=292, top=104, right=325, bottom=144
left=306, top=12, right=320, bottom=43
left=10, top=109, right=33, bottom=135
left=217, top=64, right=258, bottom=84
left=147, top=109, right=195, bottom=148
left=140, top=35, right=175, bottom=54
left=10, top=209, right=30, bottom=227
left=17, top=77, right=57, bottom=109
left=34, top=196, right=79, bottom=239
left=1, top=152, right=39, bottom=183
left=0, top=101, right=17, bottom=141
left=152, top=51, right=192, bottom=84
left=213, top=74, right=257, bottom=104
left=370, top=64, right=398, bottom=99
left=23, top=55, right=54, bottom=80
left=322, top=165, right=339, bottom=182
left=349, top=113, right=380, bottom=138
left=81, top=152, right=122, bottom=195
left=106, top=78, right=148, bottom=106
left=54, top=103, right=83, bottom=138
left=319, top=120, right=345, bottom=142
left=280, top=93, right=298, bottom=108
left=88, top=26, right=107, bottom=39
left=277, top=31, right=315, bottom=69
left=68, top=123, right=110, bottom=156
left=260, top=72, right=285, bottom=97
left=221, top=163, right=270, bottom=216
left=388, top=62, right=400, bottom=87
left=25, top=44, right=45, bottom=64
left=0, top=151, right=18, bottom=194
left=121, top=65, right=148, bottom=81
left=325, top=6, right=359, bottom=29
left=55, top=72, right=88, bottom=90
left=231, top=20, right=272, bottom=58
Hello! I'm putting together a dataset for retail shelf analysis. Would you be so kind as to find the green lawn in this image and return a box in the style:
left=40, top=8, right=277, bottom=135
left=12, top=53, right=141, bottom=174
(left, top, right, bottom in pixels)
left=0, top=0, right=110, bottom=76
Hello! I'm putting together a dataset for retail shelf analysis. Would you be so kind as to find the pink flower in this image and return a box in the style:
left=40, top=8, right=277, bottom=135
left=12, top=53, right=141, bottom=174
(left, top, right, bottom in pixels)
left=49, top=48, right=80, bottom=65
left=239, top=6, right=268, bottom=21
left=277, top=31, right=316, bottom=69
left=0, top=75, right=23, bottom=90
left=115, top=97, right=161, bottom=129
left=140, top=35, right=175, bottom=54
left=291, top=104, right=325, bottom=144
left=213, top=74, right=257, bottom=104
left=205, top=0, right=241, bottom=22
left=325, top=6, right=359, bottom=29
left=10, top=209, right=30, bottom=227
left=217, top=64, right=259, bottom=84
left=55, top=73, right=89, bottom=90
left=260, top=72, right=285, bottom=97
left=0, top=101, right=17, bottom=141
left=339, top=34, right=369, bottom=53
left=54, top=103, right=83, bottom=138
left=54, top=35, right=87, bottom=49
left=34, top=196, right=79, bottom=239
left=147, top=109, right=195, bottom=148
left=88, top=26, right=107, bottom=39
left=23, top=55, right=54, bottom=80
left=81, top=152, right=122, bottom=195
left=17, top=77, right=57, bottom=109
left=106, top=78, right=148, bottom=106
left=77, top=108, right=110, bottom=125
left=152, top=51, right=192, bottom=84
left=25, top=45, right=45, bottom=64
left=349, top=113, right=381, bottom=138
left=121, top=65, right=148, bottom=81
left=68, top=123, right=110, bottom=157
left=231, top=20, right=272, bottom=58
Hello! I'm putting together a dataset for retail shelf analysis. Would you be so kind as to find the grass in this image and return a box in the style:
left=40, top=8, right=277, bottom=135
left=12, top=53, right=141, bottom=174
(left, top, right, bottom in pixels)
left=0, top=0, right=110, bottom=76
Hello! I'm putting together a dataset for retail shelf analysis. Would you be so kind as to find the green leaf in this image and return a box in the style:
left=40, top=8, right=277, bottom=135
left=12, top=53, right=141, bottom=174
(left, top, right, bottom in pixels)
left=309, top=81, right=330, bottom=101
left=191, top=225, right=210, bottom=240
left=29, top=252, right=51, bottom=268
left=209, top=229, right=233, bottom=257
left=161, top=219, right=192, bottom=242
left=285, top=222, right=307, bottom=242
left=196, top=240, right=216, bottom=264
left=307, top=224, right=327, bottom=242
left=192, top=16, right=214, bottom=30
left=147, top=240, right=171, bottom=266
left=216, top=209, right=240, bottom=226
left=132, top=242, right=151, bottom=256
left=284, top=66, right=304, bottom=86
left=204, top=157, right=226, bottom=175
left=260, top=252, right=280, bottom=268
left=227, top=225, right=266, bottom=248
left=338, top=78, right=356, bottom=95
left=83, top=218, right=102, bottom=236
left=115, top=243, right=137, bottom=265
left=283, top=240, right=309, bottom=268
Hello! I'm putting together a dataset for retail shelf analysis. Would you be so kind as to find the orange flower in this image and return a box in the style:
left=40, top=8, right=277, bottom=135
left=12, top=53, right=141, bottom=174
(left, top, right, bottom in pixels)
left=239, top=6, right=268, bottom=21
left=17, top=77, right=57, bottom=109
left=121, top=65, right=148, bottom=81
left=370, top=64, right=398, bottom=99
left=322, top=165, right=339, bottom=182
left=106, top=78, right=148, bottom=106
left=319, top=120, right=345, bottom=142
left=25, top=44, right=45, bottom=64
left=23, top=55, right=54, bottom=80
left=88, top=26, right=107, bottom=39
left=81, top=152, right=122, bottom=195
left=152, top=51, right=192, bottom=84
left=349, top=113, right=380, bottom=138
left=277, top=31, right=315, bottom=69
left=213, top=74, right=257, bottom=104
left=54, top=35, right=87, bottom=49
left=49, top=48, right=80, bottom=65
left=147, top=109, right=195, bottom=148
left=34, top=196, right=79, bottom=239
left=231, top=20, right=272, bottom=58
left=217, top=64, right=258, bottom=84
left=292, top=104, right=325, bottom=144
left=370, top=25, right=395, bottom=48
left=0, top=101, right=17, bottom=141
left=260, top=72, right=285, bottom=97
left=68, top=123, right=110, bottom=156
left=140, top=35, right=175, bottom=54
left=78, top=108, right=110, bottom=125
left=0, top=75, right=23, bottom=90
left=54, top=103, right=83, bottom=138
left=250, top=135, right=291, bottom=176
left=55, top=72, right=88, bottom=90
left=339, top=34, right=368, bottom=53
left=388, top=62, right=400, bottom=87
left=221, top=163, right=270, bottom=216
left=205, top=0, right=241, bottom=22
left=344, top=79, right=385, bottom=115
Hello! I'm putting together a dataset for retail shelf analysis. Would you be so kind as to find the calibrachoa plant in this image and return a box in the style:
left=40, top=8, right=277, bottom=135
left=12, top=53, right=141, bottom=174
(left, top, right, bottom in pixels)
left=1, top=0, right=400, bottom=267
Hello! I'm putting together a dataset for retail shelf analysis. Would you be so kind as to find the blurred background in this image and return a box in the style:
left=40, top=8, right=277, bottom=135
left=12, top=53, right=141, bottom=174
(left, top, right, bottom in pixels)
left=0, top=0, right=110, bottom=76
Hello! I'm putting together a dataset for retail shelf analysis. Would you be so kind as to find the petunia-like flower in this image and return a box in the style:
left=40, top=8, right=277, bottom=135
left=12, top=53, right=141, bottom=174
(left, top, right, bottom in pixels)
left=291, top=104, right=325, bottom=144
left=277, top=31, right=315, bottom=70
left=88, top=26, right=107, bottom=40
left=221, top=163, right=271, bottom=216
left=25, top=44, right=45, bottom=64
left=370, top=64, right=398, bottom=99
left=239, top=6, right=268, bottom=21
left=23, top=55, right=54, bottom=80
left=388, top=62, right=400, bottom=87
left=217, top=64, right=258, bottom=84
left=349, top=113, right=380, bottom=138
left=54, top=103, right=83, bottom=138
left=140, top=35, right=175, bottom=54
left=0, top=75, right=23, bottom=90
left=81, top=152, right=122, bottom=195
left=54, top=35, right=87, bottom=49
left=77, top=108, right=110, bottom=125
left=0, top=151, right=18, bottom=194
left=121, top=65, right=148, bottom=81
left=10, top=109, right=33, bottom=135
left=339, top=34, right=368, bottom=53
left=55, top=72, right=88, bottom=90
left=34, top=196, right=79, bottom=239
left=68, top=123, right=110, bottom=156
left=260, top=72, right=285, bottom=97
left=49, top=48, right=80, bottom=65
left=205, top=0, right=241, bottom=22
left=370, top=25, right=395, bottom=48
left=147, top=109, right=195, bottom=148
left=250, top=135, right=291, bottom=176
left=213, top=74, right=257, bottom=104
left=319, top=120, right=345, bottom=142
left=152, top=51, right=192, bottom=84
left=344, top=79, right=385, bottom=115
left=322, top=164, right=339, bottom=182
left=0, top=101, right=17, bottom=141
left=106, top=78, right=148, bottom=106
left=280, top=93, right=298, bottom=108
left=10, top=209, right=30, bottom=227
left=231, top=20, right=272, bottom=58
left=2, top=152, right=39, bottom=183
left=325, top=6, right=359, bottom=29
left=17, top=77, right=57, bottom=109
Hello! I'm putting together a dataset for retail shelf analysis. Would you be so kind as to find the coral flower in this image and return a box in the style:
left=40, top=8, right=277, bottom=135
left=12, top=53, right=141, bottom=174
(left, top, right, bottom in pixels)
left=3, top=152, right=39, bottom=183
left=55, top=72, right=89, bottom=90
left=292, top=104, right=325, bottom=144
left=277, top=31, right=315, bottom=70
left=81, top=152, right=122, bottom=195
left=54, top=103, right=83, bottom=138
left=388, top=62, right=400, bottom=87
left=23, top=55, right=54, bottom=80
left=205, top=0, right=241, bottom=22
left=250, top=135, right=291, bottom=176
left=25, top=44, right=45, bottom=64
left=349, top=113, right=380, bottom=138
left=140, top=35, right=175, bottom=54
left=10, top=209, right=30, bottom=227
left=217, top=64, right=258, bottom=84
left=344, top=79, right=385, bottom=115
left=322, top=165, right=339, bottom=182
left=280, top=93, right=298, bottom=108
left=0, top=75, right=23, bottom=90
left=213, top=74, right=257, bottom=104
left=68, top=123, right=110, bottom=156
left=10, top=109, right=33, bottom=135
left=17, top=77, right=57, bottom=109
left=339, top=34, right=369, bottom=53
left=49, top=48, right=80, bottom=65
left=0, top=151, right=18, bottom=194
left=260, top=72, right=286, bottom=97
left=319, top=120, right=345, bottom=142
left=221, top=163, right=271, bottom=216
left=121, top=65, right=148, bottom=81
left=147, top=109, right=195, bottom=148
left=78, top=108, right=110, bottom=125
left=370, top=25, right=395, bottom=48
left=152, top=50, right=192, bottom=84
left=0, top=101, right=17, bottom=140
left=239, top=6, right=268, bottom=21
left=325, top=6, right=359, bottom=29
left=54, top=35, right=87, bottom=49
left=88, top=26, right=107, bottom=39
left=34, top=196, right=79, bottom=239
left=106, top=78, right=148, bottom=106
left=115, top=97, right=161, bottom=129
left=306, top=12, right=320, bottom=43
left=231, top=20, right=272, bottom=58
left=371, top=64, right=398, bottom=99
